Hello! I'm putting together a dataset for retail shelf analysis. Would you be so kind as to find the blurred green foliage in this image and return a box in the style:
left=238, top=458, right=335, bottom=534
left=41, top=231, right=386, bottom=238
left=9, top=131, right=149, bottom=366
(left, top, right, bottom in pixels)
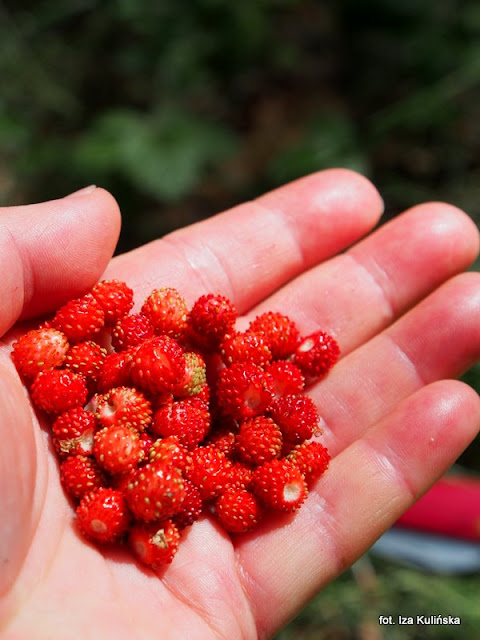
left=3, top=0, right=480, bottom=251
left=1, top=1, right=480, bottom=637
left=276, top=555, right=480, bottom=639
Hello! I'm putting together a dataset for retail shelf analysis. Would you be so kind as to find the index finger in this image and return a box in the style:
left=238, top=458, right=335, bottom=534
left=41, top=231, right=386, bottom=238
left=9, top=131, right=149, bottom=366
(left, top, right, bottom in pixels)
left=106, top=169, right=384, bottom=310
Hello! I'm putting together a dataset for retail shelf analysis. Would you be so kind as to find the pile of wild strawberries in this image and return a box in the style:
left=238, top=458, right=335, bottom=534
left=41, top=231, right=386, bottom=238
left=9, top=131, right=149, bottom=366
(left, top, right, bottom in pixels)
left=11, top=281, right=339, bottom=569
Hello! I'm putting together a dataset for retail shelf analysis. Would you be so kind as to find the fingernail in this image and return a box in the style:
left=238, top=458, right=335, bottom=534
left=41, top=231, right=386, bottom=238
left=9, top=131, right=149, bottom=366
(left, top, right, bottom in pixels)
left=66, top=185, right=97, bottom=197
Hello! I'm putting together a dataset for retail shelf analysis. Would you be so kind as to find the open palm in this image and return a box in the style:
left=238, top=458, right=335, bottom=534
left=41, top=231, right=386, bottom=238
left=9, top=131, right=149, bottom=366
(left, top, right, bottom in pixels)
left=2, top=170, right=480, bottom=640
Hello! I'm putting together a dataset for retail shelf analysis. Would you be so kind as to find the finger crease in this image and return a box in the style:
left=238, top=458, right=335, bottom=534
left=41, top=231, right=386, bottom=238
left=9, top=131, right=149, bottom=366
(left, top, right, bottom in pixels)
left=346, top=251, right=397, bottom=322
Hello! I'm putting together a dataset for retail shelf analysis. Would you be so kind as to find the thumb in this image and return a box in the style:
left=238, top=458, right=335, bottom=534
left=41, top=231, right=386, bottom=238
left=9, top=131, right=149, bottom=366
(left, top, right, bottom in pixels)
left=0, top=186, right=121, bottom=335
left=0, top=187, right=120, bottom=613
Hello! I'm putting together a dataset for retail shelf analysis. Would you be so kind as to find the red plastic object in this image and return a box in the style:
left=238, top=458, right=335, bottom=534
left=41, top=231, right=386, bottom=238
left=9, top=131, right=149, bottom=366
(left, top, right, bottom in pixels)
left=396, top=475, right=480, bottom=541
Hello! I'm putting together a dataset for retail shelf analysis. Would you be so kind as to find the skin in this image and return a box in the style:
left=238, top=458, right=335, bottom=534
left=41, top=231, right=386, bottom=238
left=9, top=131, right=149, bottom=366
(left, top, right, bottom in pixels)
left=1, top=169, right=480, bottom=639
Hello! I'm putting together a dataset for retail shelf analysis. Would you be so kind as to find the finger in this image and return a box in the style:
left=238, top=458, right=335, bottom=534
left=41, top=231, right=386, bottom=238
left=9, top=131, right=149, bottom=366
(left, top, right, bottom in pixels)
left=106, top=169, right=384, bottom=310
left=311, top=272, right=480, bottom=454
left=244, top=202, right=480, bottom=352
left=0, top=188, right=120, bottom=600
left=0, top=356, right=40, bottom=602
left=236, top=380, right=480, bottom=636
left=0, top=187, right=121, bottom=334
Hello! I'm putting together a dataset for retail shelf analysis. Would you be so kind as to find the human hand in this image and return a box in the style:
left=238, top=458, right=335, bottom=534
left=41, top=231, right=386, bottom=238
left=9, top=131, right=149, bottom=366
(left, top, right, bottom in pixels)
left=1, top=171, right=480, bottom=639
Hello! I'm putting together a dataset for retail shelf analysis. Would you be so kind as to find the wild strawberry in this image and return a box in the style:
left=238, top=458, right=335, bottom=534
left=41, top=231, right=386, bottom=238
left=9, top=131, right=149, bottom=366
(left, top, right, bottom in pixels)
left=141, top=287, right=188, bottom=338
left=268, top=393, right=319, bottom=445
left=287, top=441, right=330, bottom=485
left=138, top=430, right=155, bottom=458
left=91, top=279, right=134, bottom=325
left=93, top=424, right=144, bottom=475
left=10, top=278, right=335, bottom=566
left=215, top=488, right=262, bottom=533
left=235, top=416, right=283, bottom=466
left=152, top=397, right=210, bottom=449
left=220, top=331, right=272, bottom=367
left=184, top=447, right=232, bottom=500
left=64, top=340, right=107, bottom=383
left=95, top=386, right=152, bottom=432
left=248, top=311, right=300, bottom=359
left=60, top=455, right=106, bottom=499
left=173, top=480, right=204, bottom=529
left=96, top=349, right=134, bottom=393
left=129, top=520, right=180, bottom=568
left=51, top=293, right=105, bottom=342
left=11, top=327, right=69, bottom=380
left=125, top=461, right=186, bottom=522
left=204, top=422, right=237, bottom=457
left=226, top=462, right=254, bottom=490
left=185, top=446, right=233, bottom=500
left=172, top=351, right=207, bottom=397
left=150, top=392, right=175, bottom=412
left=76, top=487, right=131, bottom=543
left=52, top=406, right=97, bottom=456
left=265, top=361, right=305, bottom=398
left=31, top=369, right=88, bottom=414
left=293, top=330, right=340, bottom=379
left=129, top=336, right=186, bottom=395
left=252, top=459, right=308, bottom=511
left=148, top=435, right=192, bottom=473
left=203, top=351, right=224, bottom=389
left=194, top=382, right=210, bottom=405
left=187, top=293, right=237, bottom=350
left=215, top=362, right=273, bottom=421
left=111, top=313, right=155, bottom=352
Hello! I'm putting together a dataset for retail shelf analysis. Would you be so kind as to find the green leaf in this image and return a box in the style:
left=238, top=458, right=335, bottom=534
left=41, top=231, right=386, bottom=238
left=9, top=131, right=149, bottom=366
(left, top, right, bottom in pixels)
left=268, top=113, right=369, bottom=185
left=73, top=107, right=237, bottom=201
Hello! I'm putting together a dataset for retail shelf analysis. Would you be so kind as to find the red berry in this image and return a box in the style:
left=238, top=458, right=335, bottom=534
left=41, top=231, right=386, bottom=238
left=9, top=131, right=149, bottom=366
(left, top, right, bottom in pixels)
left=249, top=311, right=300, bottom=359
left=129, top=520, right=180, bottom=568
left=173, top=480, right=204, bottom=529
left=141, top=287, right=188, bottom=338
left=188, top=293, right=237, bottom=350
left=293, top=330, right=340, bottom=379
left=11, top=327, right=69, bottom=380
left=52, top=293, right=105, bottom=342
left=268, top=393, right=319, bottom=445
left=93, top=424, right=144, bottom=475
left=52, top=406, right=97, bottom=456
left=138, top=430, right=156, bottom=458
left=60, top=455, right=106, bottom=499
left=96, top=386, right=152, bottom=432
left=265, top=361, right=305, bottom=398
left=96, top=349, right=134, bottom=393
left=194, top=382, right=210, bottom=405
left=185, top=446, right=233, bottom=500
left=215, top=362, right=273, bottom=420
left=226, top=462, right=254, bottom=491
left=252, top=459, right=308, bottom=511
left=215, top=488, right=262, bottom=533
left=125, top=461, right=186, bottom=522
left=235, top=416, right=283, bottom=465
left=172, top=351, right=207, bottom=398
left=152, top=397, right=211, bottom=449
left=9, top=278, right=335, bottom=567
left=148, top=435, right=192, bottom=473
left=91, top=279, right=134, bottom=325
left=129, top=336, right=186, bottom=395
left=287, top=441, right=330, bottom=485
left=111, top=313, right=155, bottom=352
left=204, top=423, right=237, bottom=457
left=76, top=487, right=131, bottom=543
left=220, top=331, right=272, bottom=367
left=31, top=369, right=88, bottom=414
left=64, top=340, right=107, bottom=382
